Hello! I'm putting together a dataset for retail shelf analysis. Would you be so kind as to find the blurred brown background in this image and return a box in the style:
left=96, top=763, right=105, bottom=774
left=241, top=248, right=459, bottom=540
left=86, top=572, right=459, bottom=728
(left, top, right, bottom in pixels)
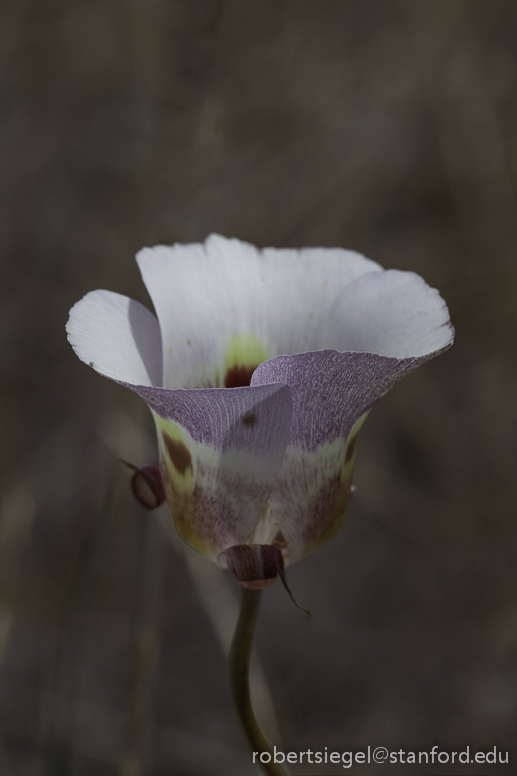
left=1, top=1, right=517, bottom=774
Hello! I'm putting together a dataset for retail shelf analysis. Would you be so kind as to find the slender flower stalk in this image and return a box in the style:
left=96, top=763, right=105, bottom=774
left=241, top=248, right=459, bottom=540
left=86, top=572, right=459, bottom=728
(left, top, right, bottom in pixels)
left=230, top=588, right=288, bottom=776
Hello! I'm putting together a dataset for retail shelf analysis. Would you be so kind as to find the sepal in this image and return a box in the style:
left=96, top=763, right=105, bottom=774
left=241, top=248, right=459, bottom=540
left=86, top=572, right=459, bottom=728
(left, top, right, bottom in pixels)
left=221, top=544, right=311, bottom=614
left=120, top=460, right=165, bottom=510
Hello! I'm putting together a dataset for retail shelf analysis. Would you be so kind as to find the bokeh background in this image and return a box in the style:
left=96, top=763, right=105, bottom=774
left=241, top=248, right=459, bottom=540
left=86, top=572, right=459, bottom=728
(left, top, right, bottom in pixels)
left=1, top=1, right=517, bottom=774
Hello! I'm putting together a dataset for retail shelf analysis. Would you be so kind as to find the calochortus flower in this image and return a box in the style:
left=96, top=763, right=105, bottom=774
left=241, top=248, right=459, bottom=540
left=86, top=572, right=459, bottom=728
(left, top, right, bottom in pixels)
left=67, top=234, right=453, bottom=594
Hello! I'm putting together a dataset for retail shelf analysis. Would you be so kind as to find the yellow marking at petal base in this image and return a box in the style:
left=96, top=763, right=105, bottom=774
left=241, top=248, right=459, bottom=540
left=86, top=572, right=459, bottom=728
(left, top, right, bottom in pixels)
left=303, top=411, right=370, bottom=557
left=224, top=334, right=268, bottom=372
left=152, top=413, right=213, bottom=558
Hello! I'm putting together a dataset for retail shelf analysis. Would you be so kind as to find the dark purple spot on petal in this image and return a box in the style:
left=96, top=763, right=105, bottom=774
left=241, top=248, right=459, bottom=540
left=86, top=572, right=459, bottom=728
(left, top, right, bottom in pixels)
left=162, top=432, right=192, bottom=474
left=224, top=365, right=257, bottom=388
left=241, top=411, right=258, bottom=428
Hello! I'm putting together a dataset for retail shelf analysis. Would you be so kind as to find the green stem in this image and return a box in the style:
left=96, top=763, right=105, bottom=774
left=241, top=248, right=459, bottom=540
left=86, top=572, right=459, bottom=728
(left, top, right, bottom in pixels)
left=230, top=588, right=289, bottom=776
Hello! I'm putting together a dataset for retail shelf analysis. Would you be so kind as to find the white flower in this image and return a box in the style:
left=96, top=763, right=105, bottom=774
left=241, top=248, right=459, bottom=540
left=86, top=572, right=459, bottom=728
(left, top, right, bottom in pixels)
left=67, top=235, right=453, bottom=587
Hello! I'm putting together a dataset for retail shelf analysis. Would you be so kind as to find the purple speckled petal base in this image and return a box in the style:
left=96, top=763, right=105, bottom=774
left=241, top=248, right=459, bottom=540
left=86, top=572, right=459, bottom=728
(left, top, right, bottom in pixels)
left=123, top=382, right=293, bottom=560
left=252, top=347, right=452, bottom=562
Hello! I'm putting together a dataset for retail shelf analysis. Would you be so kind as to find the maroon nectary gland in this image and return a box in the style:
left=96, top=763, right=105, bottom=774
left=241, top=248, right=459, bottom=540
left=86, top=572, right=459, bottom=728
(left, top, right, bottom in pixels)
left=224, top=544, right=312, bottom=615
left=224, top=364, right=257, bottom=388
left=119, top=460, right=165, bottom=509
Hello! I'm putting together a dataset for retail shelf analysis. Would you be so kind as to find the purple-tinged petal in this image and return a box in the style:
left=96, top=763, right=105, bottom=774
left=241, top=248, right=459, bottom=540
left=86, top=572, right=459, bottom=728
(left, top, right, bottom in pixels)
left=66, top=290, right=162, bottom=387
left=252, top=344, right=452, bottom=563
left=135, top=234, right=381, bottom=389
left=122, top=382, right=292, bottom=560
left=67, top=285, right=293, bottom=561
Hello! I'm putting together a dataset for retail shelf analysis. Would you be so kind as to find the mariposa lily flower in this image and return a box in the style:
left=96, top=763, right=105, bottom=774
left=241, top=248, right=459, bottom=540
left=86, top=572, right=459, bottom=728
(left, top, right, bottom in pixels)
left=67, top=234, right=453, bottom=597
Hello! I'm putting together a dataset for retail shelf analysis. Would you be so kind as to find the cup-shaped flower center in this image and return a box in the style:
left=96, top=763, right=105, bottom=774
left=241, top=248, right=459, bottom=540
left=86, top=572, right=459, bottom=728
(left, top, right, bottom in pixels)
left=222, top=334, right=268, bottom=388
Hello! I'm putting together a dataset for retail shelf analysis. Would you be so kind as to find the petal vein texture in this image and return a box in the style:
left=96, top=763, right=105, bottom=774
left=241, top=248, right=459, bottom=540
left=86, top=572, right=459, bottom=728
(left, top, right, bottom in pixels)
left=66, top=234, right=453, bottom=565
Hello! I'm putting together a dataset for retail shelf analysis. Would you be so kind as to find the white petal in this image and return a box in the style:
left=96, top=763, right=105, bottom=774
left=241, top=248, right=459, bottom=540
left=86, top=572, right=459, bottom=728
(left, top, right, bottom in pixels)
left=323, top=269, right=454, bottom=357
left=66, top=290, right=162, bottom=386
left=136, top=234, right=381, bottom=389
